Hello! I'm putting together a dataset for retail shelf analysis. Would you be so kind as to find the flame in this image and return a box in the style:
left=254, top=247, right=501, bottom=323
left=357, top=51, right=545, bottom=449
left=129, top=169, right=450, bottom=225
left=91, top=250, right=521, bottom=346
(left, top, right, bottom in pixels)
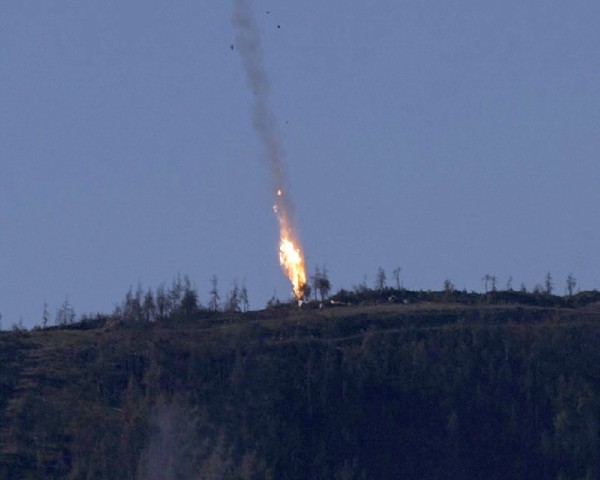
left=279, top=233, right=307, bottom=300
left=274, top=190, right=307, bottom=300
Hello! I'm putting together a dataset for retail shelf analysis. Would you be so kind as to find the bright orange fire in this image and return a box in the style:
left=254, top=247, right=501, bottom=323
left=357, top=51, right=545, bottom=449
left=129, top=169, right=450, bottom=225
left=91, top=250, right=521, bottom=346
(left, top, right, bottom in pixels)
left=279, top=234, right=307, bottom=300
left=273, top=190, right=307, bottom=300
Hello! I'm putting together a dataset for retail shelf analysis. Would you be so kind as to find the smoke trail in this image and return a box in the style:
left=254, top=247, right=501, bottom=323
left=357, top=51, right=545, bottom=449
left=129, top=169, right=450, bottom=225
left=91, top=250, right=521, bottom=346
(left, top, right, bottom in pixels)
left=232, top=0, right=307, bottom=298
left=232, top=0, right=286, bottom=205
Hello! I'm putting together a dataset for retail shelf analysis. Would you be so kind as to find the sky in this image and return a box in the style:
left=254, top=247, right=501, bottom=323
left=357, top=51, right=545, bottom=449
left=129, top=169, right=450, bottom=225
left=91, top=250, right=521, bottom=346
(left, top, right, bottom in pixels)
left=1, top=1, right=599, bottom=328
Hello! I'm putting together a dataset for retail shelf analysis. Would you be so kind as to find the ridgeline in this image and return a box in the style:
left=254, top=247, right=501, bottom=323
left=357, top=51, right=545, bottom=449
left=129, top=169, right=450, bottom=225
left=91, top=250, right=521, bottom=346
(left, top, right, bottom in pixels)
left=2, top=288, right=600, bottom=479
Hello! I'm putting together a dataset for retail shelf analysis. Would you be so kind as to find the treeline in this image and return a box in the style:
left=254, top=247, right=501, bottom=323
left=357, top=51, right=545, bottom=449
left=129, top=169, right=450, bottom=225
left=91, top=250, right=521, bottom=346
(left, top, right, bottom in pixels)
left=331, top=284, right=600, bottom=310
left=330, top=267, right=598, bottom=310
left=3, top=268, right=595, bottom=332
left=32, top=275, right=250, bottom=330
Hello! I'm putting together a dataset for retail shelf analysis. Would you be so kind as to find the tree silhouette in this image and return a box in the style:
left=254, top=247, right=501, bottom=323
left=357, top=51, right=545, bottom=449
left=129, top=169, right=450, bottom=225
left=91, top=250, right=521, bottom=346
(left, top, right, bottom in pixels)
left=240, top=281, right=249, bottom=312
left=41, top=301, right=51, bottom=328
left=443, top=279, right=455, bottom=297
left=169, top=276, right=184, bottom=310
left=311, top=266, right=331, bottom=302
left=209, top=275, right=220, bottom=312
left=545, top=273, right=553, bottom=295
left=311, top=266, right=321, bottom=302
left=180, top=281, right=199, bottom=317
left=142, top=290, right=156, bottom=322
left=156, top=285, right=168, bottom=320
left=482, top=274, right=491, bottom=293
left=566, top=273, right=577, bottom=297
left=392, top=267, right=402, bottom=290
left=375, top=267, right=386, bottom=291
left=225, top=280, right=240, bottom=313
left=56, top=298, right=76, bottom=325
left=121, top=285, right=143, bottom=322
left=318, top=275, right=331, bottom=301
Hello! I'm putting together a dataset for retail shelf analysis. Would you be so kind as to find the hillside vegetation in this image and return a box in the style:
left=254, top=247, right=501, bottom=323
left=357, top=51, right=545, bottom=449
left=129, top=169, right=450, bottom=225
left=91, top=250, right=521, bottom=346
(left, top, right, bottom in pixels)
left=2, top=289, right=600, bottom=479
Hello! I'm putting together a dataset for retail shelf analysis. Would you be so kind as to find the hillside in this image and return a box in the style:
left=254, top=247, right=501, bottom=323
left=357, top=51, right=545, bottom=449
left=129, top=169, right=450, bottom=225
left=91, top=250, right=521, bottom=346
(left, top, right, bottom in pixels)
left=2, top=293, right=600, bottom=479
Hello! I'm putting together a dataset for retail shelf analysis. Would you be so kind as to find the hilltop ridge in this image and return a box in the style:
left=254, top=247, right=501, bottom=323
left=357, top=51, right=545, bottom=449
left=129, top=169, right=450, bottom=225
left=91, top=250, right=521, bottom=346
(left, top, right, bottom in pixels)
left=2, top=290, right=600, bottom=479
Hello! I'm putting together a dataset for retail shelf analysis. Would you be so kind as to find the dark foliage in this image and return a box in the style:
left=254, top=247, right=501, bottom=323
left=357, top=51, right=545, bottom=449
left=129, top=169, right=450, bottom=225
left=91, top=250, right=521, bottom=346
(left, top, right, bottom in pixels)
left=2, top=295, right=600, bottom=479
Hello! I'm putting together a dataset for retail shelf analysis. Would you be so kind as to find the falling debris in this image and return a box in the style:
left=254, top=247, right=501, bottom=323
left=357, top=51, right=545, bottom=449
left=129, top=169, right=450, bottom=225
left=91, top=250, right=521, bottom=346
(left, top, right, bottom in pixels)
left=232, top=0, right=307, bottom=300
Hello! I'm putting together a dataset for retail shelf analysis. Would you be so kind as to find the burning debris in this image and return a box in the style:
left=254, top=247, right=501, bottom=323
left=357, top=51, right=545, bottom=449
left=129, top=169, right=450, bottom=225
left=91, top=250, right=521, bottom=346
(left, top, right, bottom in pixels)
left=232, top=0, right=307, bottom=300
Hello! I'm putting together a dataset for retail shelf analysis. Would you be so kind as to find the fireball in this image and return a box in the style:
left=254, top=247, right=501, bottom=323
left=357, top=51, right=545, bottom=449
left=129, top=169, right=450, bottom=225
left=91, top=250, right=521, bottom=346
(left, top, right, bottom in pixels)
left=279, top=234, right=307, bottom=300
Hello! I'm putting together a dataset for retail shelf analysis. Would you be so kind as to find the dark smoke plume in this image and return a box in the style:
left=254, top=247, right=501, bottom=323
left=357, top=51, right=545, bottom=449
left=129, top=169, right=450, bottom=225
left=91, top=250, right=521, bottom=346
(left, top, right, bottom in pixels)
left=232, top=0, right=294, bottom=226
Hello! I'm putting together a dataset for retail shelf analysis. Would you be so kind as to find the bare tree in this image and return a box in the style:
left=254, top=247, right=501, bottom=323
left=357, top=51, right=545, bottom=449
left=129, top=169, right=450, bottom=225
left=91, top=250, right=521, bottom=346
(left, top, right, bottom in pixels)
left=443, top=279, right=455, bottom=297
left=42, top=301, right=51, bottom=328
left=180, top=279, right=199, bottom=317
left=319, top=267, right=331, bottom=301
left=375, top=267, right=387, bottom=291
left=142, top=289, right=156, bottom=322
left=482, top=274, right=491, bottom=293
left=318, top=276, right=331, bottom=301
left=311, top=265, right=331, bottom=302
left=392, top=267, right=401, bottom=290
left=169, top=275, right=184, bottom=311
left=56, top=298, right=76, bottom=325
left=544, top=272, right=553, bottom=295
left=490, top=275, right=497, bottom=292
left=156, top=285, right=168, bottom=320
left=506, top=276, right=513, bottom=291
left=122, top=285, right=144, bottom=322
left=209, top=275, right=220, bottom=312
left=311, top=266, right=321, bottom=301
left=240, top=281, right=249, bottom=312
left=566, top=273, right=577, bottom=297
left=225, top=280, right=240, bottom=313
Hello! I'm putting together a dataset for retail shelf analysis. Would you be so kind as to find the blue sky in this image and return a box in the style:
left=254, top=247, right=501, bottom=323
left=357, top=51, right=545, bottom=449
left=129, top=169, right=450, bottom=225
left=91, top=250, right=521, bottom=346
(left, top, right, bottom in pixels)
left=1, top=1, right=599, bottom=327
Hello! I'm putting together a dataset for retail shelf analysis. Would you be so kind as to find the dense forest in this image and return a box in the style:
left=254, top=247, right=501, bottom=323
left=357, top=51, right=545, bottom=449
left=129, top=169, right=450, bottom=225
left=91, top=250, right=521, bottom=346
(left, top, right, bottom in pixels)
left=2, top=281, right=600, bottom=479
